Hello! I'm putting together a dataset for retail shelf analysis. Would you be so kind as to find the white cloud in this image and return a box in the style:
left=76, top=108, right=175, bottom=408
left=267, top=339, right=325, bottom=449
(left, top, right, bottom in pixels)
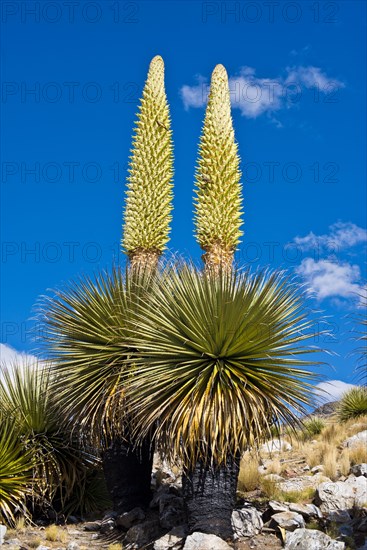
left=294, top=222, right=367, bottom=253
left=180, top=65, right=345, bottom=120
left=0, top=343, right=39, bottom=380
left=180, top=75, right=208, bottom=110
left=296, top=258, right=365, bottom=302
left=315, top=380, right=356, bottom=403
left=285, top=65, right=344, bottom=91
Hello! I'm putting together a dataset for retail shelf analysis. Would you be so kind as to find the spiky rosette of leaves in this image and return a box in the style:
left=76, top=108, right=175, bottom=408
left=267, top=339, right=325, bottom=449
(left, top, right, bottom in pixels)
left=194, top=64, right=243, bottom=269
left=122, top=55, right=174, bottom=261
left=337, top=386, right=367, bottom=421
left=39, top=265, right=154, bottom=445
left=0, top=415, right=33, bottom=525
left=0, top=362, right=96, bottom=515
left=125, top=265, right=320, bottom=466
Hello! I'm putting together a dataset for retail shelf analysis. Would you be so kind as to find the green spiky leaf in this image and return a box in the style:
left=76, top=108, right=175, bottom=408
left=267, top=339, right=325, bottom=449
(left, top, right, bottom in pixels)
left=122, top=55, right=174, bottom=255
left=194, top=64, right=243, bottom=254
left=0, top=362, right=97, bottom=515
left=39, top=266, right=154, bottom=444
left=125, top=265, right=320, bottom=466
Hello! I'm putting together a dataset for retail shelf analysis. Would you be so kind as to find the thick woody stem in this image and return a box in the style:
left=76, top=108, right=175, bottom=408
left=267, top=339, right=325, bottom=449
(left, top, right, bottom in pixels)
left=202, top=242, right=234, bottom=276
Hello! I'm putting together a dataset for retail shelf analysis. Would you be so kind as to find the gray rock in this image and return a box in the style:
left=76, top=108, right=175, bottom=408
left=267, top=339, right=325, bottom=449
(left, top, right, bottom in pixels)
left=116, top=507, right=145, bottom=529
left=3, top=538, right=21, bottom=546
left=263, top=474, right=285, bottom=482
left=268, top=500, right=289, bottom=513
left=260, top=438, right=292, bottom=453
left=0, top=525, right=7, bottom=545
left=270, top=511, right=305, bottom=531
left=100, top=518, right=115, bottom=534
left=288, top=503, right=323, bottom=519
left=153, top=525, right=187, bottom=550
left=157, top=492, right=186, bottom=530
left=183, top=532, right=232, bottom=550
left=35, top=546, right=51, bottom=550
left=279, top=474, right=331, bottom=493
left=285, top=528, right=345, bottom=549
left=343, top=430, right=367, bottom=448
left=126, top=519, right=162, bottom=548
left=150, top=485, right=181, bottom=509
left=66, top=515, right=79, bottom=524
left=84, top=521, right=101, bottom=531
left=351, top=464, right=367, bottom=477
left=315, top=476, right=367, bottom=522
left=231, top=505, right=263, bottom=538
left=311, top=465, right=324, bottom=474
left=303, top=465, right=311, bottom=471
left=66, top=543, right=80, bottom=550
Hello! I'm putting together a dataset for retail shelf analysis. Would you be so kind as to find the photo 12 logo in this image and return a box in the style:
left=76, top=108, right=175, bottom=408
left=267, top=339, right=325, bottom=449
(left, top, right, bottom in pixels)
left=201, top=2, right=340, bottom=24
left=1, top=1, right=140, bottom=24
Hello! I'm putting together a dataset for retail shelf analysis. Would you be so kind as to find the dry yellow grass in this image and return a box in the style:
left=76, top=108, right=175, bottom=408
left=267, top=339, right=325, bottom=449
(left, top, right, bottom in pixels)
left=349, top=443, right=367, bottom=465
left=266, top=458, right=282, bottom=475
left=338, top=449, right=351, bottom=476
left=45, top=525, right=68, bottom=543
left=237, top=451, right=261, bottom=493
left=108, top=544, right=123, bottom=550
left=322, top=446, right=338, bottom=480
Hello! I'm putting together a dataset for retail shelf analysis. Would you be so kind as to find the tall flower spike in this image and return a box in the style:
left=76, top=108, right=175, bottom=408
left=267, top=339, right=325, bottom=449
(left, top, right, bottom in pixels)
left=122, top=55, right=174, bottom=270
left=194, top=64, right=243, bottom=273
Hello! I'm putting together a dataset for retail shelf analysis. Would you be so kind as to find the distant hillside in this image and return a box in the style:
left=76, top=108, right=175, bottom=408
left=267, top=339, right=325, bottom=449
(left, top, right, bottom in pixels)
left=310, top=400, right=339, bottom=417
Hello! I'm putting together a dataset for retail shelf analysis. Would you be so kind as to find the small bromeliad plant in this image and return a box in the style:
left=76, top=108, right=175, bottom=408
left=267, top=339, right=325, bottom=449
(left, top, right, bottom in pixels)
left=0, top=361, right=97, bottom=521
left=337, top=386, right=367, bottom=422
left=0, top=415, right=33, bottom=525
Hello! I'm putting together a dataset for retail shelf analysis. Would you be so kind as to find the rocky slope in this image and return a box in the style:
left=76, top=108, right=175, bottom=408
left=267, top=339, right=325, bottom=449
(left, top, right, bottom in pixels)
left=1, top=415, right=366, bottom=550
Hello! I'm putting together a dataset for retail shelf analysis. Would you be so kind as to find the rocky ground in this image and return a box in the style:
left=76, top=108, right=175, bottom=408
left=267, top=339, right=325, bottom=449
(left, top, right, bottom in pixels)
left=1, top=420, right=366, bottom=550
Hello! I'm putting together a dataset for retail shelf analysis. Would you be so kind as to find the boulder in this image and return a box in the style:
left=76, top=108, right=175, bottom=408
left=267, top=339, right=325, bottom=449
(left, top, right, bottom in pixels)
left=288, top=503, right=323, bottom=519
left=0, top=525, right=6, bottom=545
left=183, top=532, right=232, bottom=550
left=343, top=430, right=367, bottom=448
left=126, top=519, right=162, bottom=548
left=285, top=528, right=345, bottom=549
left=231, top=505, right=263, bottom=538
left=157, top=492, right=186, bottom=530
left=260, top=438, right=292, bottom=453
left=100, top=517, right=115, bottom=534
left=315, top=475, right=367, bottom=522
left=351, top=464, right=367, bottom=477
left=66, top=543, right=80, bottom=550
left=116, top=507, right=145, bottom=529
left=84, top=521, right=101, bottom=532
left=279, top=473, right=331, bottom=493
left=270, top=511, right=305, bottom=531
left=268, top=500, right=289, bottom=513
left=153, top=526, right=187, bottom=550
left=311, top=465, right=324, bottom=474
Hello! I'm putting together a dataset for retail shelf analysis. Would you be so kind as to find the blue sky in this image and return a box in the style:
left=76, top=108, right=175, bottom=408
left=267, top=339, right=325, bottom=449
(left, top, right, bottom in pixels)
left=1, top=0, right=366, bottom=398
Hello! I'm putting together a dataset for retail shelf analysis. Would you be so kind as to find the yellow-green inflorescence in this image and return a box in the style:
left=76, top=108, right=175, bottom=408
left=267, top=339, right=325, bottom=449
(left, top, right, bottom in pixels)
left=194, top=64, right=243, bottom=268
left=122, top=55, right=174, bottom=258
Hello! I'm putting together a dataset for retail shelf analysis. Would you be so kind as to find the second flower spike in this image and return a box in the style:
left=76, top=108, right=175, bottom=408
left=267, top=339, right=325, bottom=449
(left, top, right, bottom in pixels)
left=194, top=64, right=243, bottom=274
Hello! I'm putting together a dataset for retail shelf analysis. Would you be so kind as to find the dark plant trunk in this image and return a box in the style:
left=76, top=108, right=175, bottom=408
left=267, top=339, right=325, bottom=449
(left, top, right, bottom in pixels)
left=182, top=454, right=240, bottom=539
left=102, top=436, right=153, bottom=513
